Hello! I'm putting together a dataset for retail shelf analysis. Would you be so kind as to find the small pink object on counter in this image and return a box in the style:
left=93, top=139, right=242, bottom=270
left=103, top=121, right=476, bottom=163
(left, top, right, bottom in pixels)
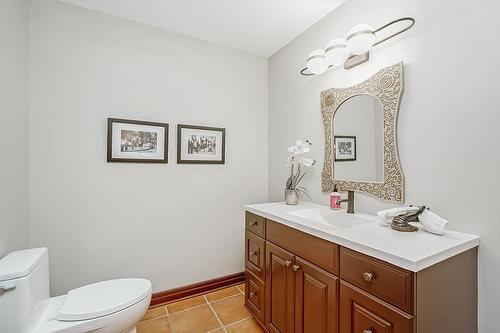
left=330, top=185, right=341, bottom=209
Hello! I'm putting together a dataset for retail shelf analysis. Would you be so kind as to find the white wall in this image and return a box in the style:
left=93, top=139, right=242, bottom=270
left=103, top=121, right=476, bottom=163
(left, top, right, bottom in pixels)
left=0, top=0, right=29, bottom=257
left=268, top=0, right=499, bottom=331
left=29, top=0, right=268, bottom=295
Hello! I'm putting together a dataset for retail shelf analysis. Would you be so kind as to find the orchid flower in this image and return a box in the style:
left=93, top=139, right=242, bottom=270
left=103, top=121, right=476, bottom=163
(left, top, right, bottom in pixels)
left=288, top=145, right=300, bottom=155
left=295, top=139, right=311, bottom=153
left=297, top=157, right=316, bottom=167
left=285, top=139, right=315, bottom=198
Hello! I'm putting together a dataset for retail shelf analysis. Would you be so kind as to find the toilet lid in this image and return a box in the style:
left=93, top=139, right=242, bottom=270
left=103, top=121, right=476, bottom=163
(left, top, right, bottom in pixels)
left=57, top=278, right=152, bottom=321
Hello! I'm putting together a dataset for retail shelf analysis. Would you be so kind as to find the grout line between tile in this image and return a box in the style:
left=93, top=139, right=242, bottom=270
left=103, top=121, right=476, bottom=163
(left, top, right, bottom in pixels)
left=207, top=329, right=222, bottom=333
left=224, top=317, right=253, bottom=329
left=206, top=286, right=241, bottom=302
left=142, top=286, right=248, bottom=332
left=166, top=314, right=177, bottom=333
left=167, top=302, right=208, bottom=315
left=209, top=293, right=243, bottom=305
left=139, top=313, right=169, bottom=323
left=204, top=295, right=228, bottom=333
left=236, top=285, right=244, bottom=294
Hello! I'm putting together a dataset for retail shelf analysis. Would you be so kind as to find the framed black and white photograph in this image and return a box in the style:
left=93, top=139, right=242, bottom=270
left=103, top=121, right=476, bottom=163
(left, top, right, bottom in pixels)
left=177, top=124, right=225, bottom=164
left=334, top=135, right=356, bottom=162
left=107, top=118, right=168, bottom=163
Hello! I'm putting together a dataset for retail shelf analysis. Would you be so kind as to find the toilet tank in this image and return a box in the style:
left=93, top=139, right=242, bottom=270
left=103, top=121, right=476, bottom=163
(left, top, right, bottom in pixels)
left=0, top=248, right=50, bottom=333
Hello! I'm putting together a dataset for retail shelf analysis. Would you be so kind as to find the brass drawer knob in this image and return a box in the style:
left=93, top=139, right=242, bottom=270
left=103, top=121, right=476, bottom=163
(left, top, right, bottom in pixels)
left=249, top=291, right=257, bottom=298
left=292, top=264, right=301, bottom=271
left=250, top=251, right=258, bottom=256
left=363, top=272, right=374, bottom=282
left=284, top=260, right=292, bottom=267
left=250, top=221, right=258, bottom=226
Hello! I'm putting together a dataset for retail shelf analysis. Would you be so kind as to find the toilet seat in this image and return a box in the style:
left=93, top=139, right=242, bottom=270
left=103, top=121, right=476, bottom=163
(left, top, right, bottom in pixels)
left=57, top=278, right=152, bottom=322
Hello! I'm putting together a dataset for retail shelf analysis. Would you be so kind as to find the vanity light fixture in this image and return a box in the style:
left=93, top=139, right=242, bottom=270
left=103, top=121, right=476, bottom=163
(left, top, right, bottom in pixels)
left=301, top=17, right=415, bottom=76
left=325, top=38, right=350, bottom=66
left=346, top=24, right=377, bottom=55
left=306, top=49, right=329, bottom=75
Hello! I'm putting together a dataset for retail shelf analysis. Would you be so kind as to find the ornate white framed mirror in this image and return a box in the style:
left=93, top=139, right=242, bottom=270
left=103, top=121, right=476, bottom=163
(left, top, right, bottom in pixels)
left=321, top=62, right=404, bottom=202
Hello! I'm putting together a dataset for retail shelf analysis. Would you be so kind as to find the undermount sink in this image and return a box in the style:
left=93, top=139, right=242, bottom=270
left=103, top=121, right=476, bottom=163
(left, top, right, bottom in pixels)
left=286, top=207, right=377, bottom=228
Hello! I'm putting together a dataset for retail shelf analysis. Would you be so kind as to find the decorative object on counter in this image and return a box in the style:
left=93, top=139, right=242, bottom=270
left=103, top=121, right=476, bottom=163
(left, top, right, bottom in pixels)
left=321, top=63, right=405, bottom=202
left=284, top=189, right=300, bottom=206
left=334, top=136, right=356, bottom=161
left=107, top=118, right=168, bottom=163
left=301, top=17, right=415, bottom=76
left=377, top=206, right=420, bottom=223
left=285, top=139, right=316, bottom=205
left=177, top=124, right=226, bottom=164
left=378, top=206, right=449, bottom=235
left=390, top=206, right=427, bottom=232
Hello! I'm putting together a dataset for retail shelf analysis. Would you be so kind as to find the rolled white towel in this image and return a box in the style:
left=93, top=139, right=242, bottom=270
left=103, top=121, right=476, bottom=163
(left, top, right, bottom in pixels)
left=377, top=206, right=420, bottom=225
left=419, top=209, right=448, bottom=235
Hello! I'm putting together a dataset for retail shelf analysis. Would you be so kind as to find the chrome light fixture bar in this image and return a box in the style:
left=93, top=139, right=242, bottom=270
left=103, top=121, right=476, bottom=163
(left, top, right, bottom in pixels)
left=300, top=17, right=415, bottom=76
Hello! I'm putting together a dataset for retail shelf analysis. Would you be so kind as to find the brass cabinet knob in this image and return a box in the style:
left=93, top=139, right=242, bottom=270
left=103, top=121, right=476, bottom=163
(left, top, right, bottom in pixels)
left=249, top=291, right=257, bottom=298
left=250, top=251, right=258, bottom=256
left=363, top=272, right=374, bottom=282
left=251, top=221, right=258, bottom=226
left=284, top=260, right=292, bottom=267
left=292, top=265, right=301, bottom=271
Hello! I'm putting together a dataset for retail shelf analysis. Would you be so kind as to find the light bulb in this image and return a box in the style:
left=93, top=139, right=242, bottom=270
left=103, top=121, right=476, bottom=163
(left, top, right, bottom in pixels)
left=306, top=49, right=328, bottom=75
left=325, top=38, right=349, bottom=66
left=346, top=24, right=376, bottom=55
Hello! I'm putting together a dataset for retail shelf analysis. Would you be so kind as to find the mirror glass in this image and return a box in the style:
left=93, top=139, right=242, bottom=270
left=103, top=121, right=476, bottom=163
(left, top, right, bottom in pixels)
left=333, top=94, right=384, bottom=183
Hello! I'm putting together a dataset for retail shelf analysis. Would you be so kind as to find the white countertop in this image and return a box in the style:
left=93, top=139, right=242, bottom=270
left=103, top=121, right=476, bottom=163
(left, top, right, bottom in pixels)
left=245, top=202, right=480, bottom=272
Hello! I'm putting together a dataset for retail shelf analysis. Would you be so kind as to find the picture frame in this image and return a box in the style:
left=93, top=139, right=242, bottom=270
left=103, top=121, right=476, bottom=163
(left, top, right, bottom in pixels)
left=334, top=135, right=356, bottom=162
left=177, top=124, right=226, bottom=164
left=107, top=118, right=169, bottom=163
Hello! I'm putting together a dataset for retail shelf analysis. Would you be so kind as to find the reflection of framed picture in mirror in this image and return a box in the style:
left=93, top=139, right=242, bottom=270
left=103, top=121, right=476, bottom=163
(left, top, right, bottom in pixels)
left=177, top=124, right=226, bottom=164
left=107, top=118, right=168, bottom=163
left=334, top=136, right=356, bottom=162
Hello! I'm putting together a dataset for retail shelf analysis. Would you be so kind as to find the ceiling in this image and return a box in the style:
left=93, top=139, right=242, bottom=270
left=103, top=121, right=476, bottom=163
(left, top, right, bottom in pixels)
left=59, top=0, right=346, bottom=57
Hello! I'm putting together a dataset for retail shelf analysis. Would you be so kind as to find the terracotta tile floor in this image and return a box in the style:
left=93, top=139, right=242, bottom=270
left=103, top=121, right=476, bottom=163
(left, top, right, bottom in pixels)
left=137, top=284, right=264, bottom=333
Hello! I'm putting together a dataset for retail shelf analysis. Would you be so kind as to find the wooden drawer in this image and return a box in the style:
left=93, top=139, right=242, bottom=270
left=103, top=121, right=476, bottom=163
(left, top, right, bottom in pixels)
left=266, top=219, right=339, bottom=275
left=246, top=211, right=266, bottom=238
left=340, top=247, right=414, bottom=314
left=245, top=270, right=265, bottom=323
left=245, top=231, right=266, bottom=281
left=340, top=281, right=413, bottom=333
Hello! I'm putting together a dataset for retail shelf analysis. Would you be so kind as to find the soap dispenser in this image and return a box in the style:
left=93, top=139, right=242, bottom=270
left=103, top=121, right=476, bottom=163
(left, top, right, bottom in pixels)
left=330, top=185, right=341, bottom=209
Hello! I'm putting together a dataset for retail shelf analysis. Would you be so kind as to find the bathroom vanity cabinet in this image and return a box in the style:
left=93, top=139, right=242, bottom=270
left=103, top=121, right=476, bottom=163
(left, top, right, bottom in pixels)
left=244, top=210, right=478, bottom=333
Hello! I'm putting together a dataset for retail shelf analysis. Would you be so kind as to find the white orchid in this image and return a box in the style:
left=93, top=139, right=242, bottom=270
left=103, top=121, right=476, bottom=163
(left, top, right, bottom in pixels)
left=297, top=157, right=316, bottom=167
left=286, top=139, right=316, bottom=198
left=288, top=139, right=311, bottom=155
left=295, top=139, right=311, bottom=153
left=287, top=145, right=300, bottom=155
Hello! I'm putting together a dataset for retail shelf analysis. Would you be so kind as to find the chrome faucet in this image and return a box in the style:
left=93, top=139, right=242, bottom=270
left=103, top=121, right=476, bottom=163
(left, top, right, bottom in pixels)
left=335, top=190, right=355, bottom=214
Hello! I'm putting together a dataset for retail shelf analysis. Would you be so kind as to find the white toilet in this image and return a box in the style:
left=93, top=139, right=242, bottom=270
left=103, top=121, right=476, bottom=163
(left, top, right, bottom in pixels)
left=0, top=248, right=152, bottom=333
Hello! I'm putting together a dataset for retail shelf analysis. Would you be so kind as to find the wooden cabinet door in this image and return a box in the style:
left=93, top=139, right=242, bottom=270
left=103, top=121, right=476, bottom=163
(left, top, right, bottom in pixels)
left=266, top=241, right=295, bottom=333
left=340, top=281, right=413, bottom=333
left=294, top=257, right=339, bottom=333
